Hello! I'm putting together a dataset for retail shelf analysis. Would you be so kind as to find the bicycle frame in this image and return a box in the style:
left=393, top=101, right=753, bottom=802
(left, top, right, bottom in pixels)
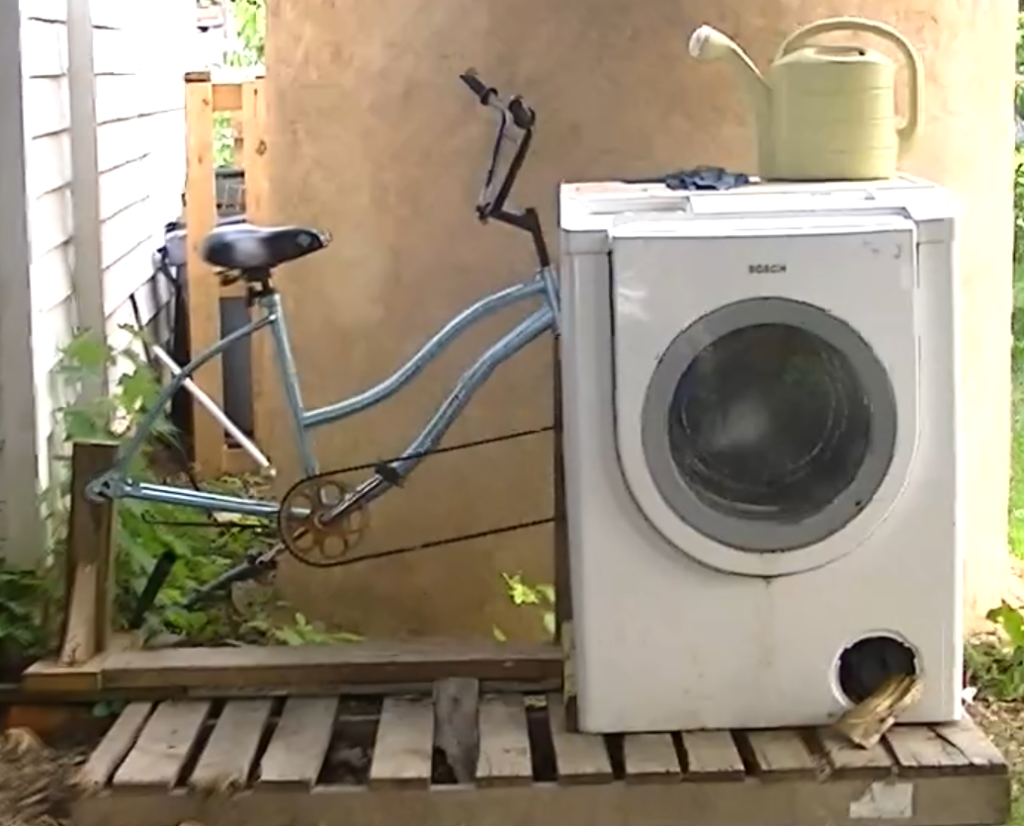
left=88, top=265, right=560, bottom=520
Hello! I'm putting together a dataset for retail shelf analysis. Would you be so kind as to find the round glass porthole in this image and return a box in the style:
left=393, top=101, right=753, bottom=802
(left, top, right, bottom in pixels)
left=641, top=297, right=897, bottom=553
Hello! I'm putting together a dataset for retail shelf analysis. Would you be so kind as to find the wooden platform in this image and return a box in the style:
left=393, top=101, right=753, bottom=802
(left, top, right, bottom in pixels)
left=71, top=683, right=1010, bottom=826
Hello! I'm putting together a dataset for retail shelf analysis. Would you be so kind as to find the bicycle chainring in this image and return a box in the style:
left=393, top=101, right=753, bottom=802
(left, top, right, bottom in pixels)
left=277, top=475, right=371, bottom=567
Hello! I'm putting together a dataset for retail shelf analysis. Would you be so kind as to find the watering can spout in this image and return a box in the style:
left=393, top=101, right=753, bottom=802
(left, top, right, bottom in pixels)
left=688, top=24, right=773, bottom=176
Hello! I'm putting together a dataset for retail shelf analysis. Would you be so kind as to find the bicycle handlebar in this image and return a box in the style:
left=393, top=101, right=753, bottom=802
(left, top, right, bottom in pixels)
left=458, top=68, right=549, bottom=268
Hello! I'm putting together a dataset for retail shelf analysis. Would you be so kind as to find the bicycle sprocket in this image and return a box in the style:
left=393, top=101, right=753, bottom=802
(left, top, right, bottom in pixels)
left=277, top=475, right=371, bottom=567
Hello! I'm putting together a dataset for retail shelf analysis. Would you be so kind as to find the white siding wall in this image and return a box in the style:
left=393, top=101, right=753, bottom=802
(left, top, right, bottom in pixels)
left=20, top=0, right=191, bottom=494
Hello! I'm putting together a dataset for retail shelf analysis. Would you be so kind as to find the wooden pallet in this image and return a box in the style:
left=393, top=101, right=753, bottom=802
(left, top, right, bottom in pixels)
left=72, top=682, right=1009, bottom=826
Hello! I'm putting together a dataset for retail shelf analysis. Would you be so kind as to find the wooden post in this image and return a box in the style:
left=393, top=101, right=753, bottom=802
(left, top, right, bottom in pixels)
left=241, top=74, right=270, bottom=468
left=185, top=71, right=223, bottom=477
left=185, top=71, right=270, bottom=478
left=58, top=440, right=118, bottom=666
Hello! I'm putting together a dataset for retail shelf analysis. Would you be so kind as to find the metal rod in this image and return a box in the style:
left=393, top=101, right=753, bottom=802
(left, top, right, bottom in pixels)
left=150, top=343, right=273, bottom=473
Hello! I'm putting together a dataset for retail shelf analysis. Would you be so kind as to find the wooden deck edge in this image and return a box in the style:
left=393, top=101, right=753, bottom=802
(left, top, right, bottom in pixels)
left=72, top=773, right=1011, bottom=826
left=21, top=640, right=563, bottom=695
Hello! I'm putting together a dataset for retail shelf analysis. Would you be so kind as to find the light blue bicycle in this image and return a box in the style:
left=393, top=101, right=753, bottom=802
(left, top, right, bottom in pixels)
left=86, top=69, right=560, bottom=606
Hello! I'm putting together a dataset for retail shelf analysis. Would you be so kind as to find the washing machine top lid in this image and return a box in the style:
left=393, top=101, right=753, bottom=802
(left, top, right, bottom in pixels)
left=560, top=175, right=955, bottom=253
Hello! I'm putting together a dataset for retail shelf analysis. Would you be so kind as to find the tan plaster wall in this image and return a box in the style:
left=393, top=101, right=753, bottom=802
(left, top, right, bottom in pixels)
left=264, top=0, right=1016, bottom=638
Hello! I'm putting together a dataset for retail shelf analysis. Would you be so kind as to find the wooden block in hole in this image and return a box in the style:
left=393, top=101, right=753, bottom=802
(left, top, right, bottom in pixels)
left=258, top=696, right=337, bottom=787
left=477, top=695, right=532, bottom=786
left=680, top=730, right=745, bottom=780
left=190, top=699, right=272, bottom=793
left=546, top=694, right=611, bottom=784
left=369, top=697, right=434, bottom=788
left=622, top=733, right=681, bottom=783
left=745, top=730, right=817, bottom=777
left=113, top=700, right=211, bottom=788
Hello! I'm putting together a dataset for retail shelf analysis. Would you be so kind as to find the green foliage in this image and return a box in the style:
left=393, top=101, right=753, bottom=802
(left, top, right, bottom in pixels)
left=224, top=0, right=265, bottom=68
left=54, top=329, right=260, bottom=644
left=0, top=565, right=51, bottom=658
left=968, top=601, right=1024, bottom=700
left=1009, top=16, right=1024, bottom=554
left=492, top=573, right=555, bottom=642
left=240, top=608, right=364, bottom=646
left=0, top=327, right=362, bottom=663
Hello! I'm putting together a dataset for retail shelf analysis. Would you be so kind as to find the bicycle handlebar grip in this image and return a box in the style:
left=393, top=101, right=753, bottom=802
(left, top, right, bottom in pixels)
left=459, top=68, right=493, bottom=103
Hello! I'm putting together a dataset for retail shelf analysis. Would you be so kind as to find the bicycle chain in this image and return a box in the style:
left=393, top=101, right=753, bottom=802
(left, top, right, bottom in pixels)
left=277, top=425, right=554, bottom=568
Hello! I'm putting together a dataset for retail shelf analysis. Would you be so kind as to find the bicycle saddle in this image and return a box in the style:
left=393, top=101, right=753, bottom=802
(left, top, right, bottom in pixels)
left=200, top=223, right=331, bottom=271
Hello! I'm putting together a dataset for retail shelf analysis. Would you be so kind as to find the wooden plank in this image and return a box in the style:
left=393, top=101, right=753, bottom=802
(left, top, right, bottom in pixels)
left=34, top=640, right=561, bottom=693
left=112, top=700, right=211, bottom=788
left=818, top=727, right=895, bottom=773
left=58, top=441, right=118, bottom=666
left=185, top=75, right=224, bottom=477
left=258, top=696, right=337, bottom=786
left=189, top=699, right=272, bottom=792
left=241, top=76, right=271, bottom=456
left=622, top=734, right=681, bottom=783
left=932, top=716, right=1008, bottom=772
left=74, top=701, right=153, bottom=790
left=434, top=677, right=480, bottom=784
left=680, top=730, right=744, bottom=780
left=212, top=82, right=243, bottom=113
left=477, top=695, right=533, bottom=786
left=886, top=724, right=972, bottom=772
left=546, top=694, right=612, bottom=784
left=746, top=730, right=817, bottom=777
left=368, top=697, right=434, bottom=787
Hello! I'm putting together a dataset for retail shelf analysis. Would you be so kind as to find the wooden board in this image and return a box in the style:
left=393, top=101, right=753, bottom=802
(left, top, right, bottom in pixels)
left=369, top=697, right=434, bottom=787
left=680, top=730, right=744, bottom=780
left=113, top=700, right=211, bottom=788
left=546, top=694, right=612, bottom=784
left=818, top=727, right=895, bottom=774
left=622, top=733, right=681, bottom=783
left=22, top=639, right=563, bottom=695
left=259, top=696, right=338, bottom=786
left=75, top=696, right=1011, bottom=826
left=887, top=723, right=975, bottom=773
left=189, top=699, right=272, bottom=792
left=75, top=701, right=153, bottom=790
left=745, top=729, right=818, bottom=777
left=477, top=695, right=533, bottom=786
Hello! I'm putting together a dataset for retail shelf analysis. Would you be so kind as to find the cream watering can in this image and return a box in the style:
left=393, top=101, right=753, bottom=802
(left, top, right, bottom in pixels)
left=687, top=18, right=923, bottom=181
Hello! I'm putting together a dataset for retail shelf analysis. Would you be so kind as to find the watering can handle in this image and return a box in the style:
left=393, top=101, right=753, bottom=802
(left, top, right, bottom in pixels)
left=776, top=18, right=922, bottom=153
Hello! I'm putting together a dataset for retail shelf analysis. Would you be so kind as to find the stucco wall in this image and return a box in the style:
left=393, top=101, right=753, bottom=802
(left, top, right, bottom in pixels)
left=264, top=0, right=1016, bottom=637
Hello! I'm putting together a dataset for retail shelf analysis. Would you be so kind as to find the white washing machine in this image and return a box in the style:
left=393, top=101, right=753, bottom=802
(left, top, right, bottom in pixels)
left=558, top=176, right=963, bottom=733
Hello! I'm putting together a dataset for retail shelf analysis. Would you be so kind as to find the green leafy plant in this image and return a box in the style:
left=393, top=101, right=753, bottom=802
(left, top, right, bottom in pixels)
left=52, top=329, right=262, bottom=643
left=241, top=610, right=364, bottom=646
left=46, top=328, right=366, bottom=649
left=0, top=565, right=51, bottom=662
left=967, top=600, right=1024, bottom=700
left=492, top=573, right=555, bottom=642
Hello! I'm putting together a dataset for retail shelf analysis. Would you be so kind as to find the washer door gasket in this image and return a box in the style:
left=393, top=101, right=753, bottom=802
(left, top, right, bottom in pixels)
left=641, top=297, right=898, bottom=554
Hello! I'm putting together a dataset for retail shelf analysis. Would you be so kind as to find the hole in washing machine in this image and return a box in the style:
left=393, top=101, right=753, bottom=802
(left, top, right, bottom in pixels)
left=837, top=635, right=918, bottom=704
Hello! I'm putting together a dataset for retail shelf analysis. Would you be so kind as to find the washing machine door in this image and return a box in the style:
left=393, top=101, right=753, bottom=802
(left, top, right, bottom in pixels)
left=611, top=214, right=919, bottom=577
